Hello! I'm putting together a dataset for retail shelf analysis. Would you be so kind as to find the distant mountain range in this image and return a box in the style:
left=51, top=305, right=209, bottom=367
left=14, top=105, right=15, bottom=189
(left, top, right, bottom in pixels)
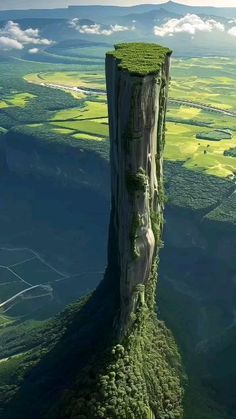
left=1, top=2, right=236, bottom=20
left=1, top=1, right=236, bottom=58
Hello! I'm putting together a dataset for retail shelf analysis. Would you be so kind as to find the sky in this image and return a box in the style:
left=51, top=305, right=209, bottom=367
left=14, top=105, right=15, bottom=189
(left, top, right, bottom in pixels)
left=89, top=0, right=236, bottom=5
left=1, top=0, right=236, bottom=50
left=1, top=0, right=236, bottom=10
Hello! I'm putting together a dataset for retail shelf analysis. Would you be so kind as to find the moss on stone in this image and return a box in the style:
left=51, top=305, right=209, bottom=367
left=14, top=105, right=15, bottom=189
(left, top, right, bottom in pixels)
left=130, top=213, right=141, bottom=260
left=107, top=43, right=172, bottom=77
left=126, top=168, right=148, bottom=195
left=150, top=210, right=161, bottom=243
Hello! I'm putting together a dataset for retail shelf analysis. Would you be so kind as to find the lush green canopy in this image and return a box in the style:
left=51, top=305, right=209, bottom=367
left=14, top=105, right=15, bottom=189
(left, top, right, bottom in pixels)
left=107, top=43, right=172, bottom=76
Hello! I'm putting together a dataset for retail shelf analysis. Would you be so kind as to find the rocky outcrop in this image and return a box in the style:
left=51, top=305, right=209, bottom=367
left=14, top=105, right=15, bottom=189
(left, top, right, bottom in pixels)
left=106, top=43, right=171, bottom=333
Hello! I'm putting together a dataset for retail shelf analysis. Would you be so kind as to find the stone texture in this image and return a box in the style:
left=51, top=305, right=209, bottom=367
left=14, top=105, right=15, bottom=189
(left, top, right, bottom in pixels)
left=106, top=48, right=171, bottom=333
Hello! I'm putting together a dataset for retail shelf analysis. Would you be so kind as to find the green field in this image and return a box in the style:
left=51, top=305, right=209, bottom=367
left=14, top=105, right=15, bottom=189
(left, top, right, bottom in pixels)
left=51, top=120, right=108, bottom=138
left=166, top=57, right=236, bottom=178
left=19, top=55, right=236, bottom=179
left=21, top=64, right=108, bottom=142
left=170, top=57, right=236, bottom=111
left=165, top=122, right=236, bottom=177
left=1, top=53, right=236, bottom=179
left=52, top=101, right=108, bottom=121
left=72, top=132, right=104, bottom=141
left=0, top=93, right=36, bottom=109
left=24, top=71, right=106, bottom=91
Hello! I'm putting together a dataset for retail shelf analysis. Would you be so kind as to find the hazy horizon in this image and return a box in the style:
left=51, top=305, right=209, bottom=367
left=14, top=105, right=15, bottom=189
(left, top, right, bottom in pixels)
left=1, top=0, right=236, bottom=10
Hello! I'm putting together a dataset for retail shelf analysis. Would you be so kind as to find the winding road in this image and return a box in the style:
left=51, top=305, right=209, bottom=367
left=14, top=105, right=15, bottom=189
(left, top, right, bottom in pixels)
left=169, top=98, right=236, bottom=117
left=27, top=79, right=236, bottom=118
left=0, top=284, right=53, bottom=311
left=28, top=81, right=107, bottom=97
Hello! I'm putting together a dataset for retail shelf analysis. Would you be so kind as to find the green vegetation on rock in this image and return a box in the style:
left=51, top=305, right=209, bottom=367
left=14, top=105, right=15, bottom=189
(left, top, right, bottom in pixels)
left=107, top=43, right=172, bottom=76
left=54, top=304, right=183, bottom=419
left=196, top=130, right=232, bottom=142
left=224, top=147, right=236, bottom=157
left=130, top=213, right=141, bottom=260
left=126, top=168, right=148, bottom=194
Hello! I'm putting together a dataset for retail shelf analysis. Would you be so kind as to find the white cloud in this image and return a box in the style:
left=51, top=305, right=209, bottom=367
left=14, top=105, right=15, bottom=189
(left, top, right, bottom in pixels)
left=228, top=26, right=236, bottom=36
left=111, top=24, right=129, bottom=32
left=80, top=24, right=113, bottom=35
left=154, top=14, right=225, bottom=37
left=0, top=20, right=53, bottom=50
left=70, top=18, right=133, bottom=36
left=0, top=36, right=23, bottom=50
left=28, top=47, right=39, bottom=54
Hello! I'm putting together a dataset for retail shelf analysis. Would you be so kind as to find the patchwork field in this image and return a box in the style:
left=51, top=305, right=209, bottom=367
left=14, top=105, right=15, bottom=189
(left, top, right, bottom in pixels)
left=0, top=247, right=64, bottom=305
left=159, top=58, right=236, bottom=177
left=52, top=101, right=108, bottom=121
left=0, top=93, right=36, bottom=109
left=22, top=65, right=109, bottom=143
left=166, top=57, right=236, bottom=177
left=24, top=71, right=106, bottom=91
left=170, top=57, right=236, bottom=111
left=22, top=55, right=236, bottom=179
left=165, top=121, right=236, bottom=177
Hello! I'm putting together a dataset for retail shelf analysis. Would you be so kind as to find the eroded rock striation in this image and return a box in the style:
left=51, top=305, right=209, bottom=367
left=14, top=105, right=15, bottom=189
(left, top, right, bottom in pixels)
left=106, top=43, right=172, bottom=334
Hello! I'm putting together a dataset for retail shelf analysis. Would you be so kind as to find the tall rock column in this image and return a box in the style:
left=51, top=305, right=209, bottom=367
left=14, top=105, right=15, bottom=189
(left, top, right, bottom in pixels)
left=106, top=43, right=172, bottom=334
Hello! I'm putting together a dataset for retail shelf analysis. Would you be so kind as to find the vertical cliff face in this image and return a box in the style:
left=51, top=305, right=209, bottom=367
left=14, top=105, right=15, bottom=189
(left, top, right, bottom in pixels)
left=106, top=44, right=172, bottom=333
left=0, top=44, right=184, bottom=419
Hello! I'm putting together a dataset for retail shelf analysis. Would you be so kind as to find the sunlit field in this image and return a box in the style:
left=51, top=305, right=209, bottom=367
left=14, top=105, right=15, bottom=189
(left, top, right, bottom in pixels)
left=22, top=55, right=236, bottom=179
left=24, top=71, right=106, bottom=91
left=1, top=52, right=236, bottom=180
left=0, top=93, right=36, bottom=109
